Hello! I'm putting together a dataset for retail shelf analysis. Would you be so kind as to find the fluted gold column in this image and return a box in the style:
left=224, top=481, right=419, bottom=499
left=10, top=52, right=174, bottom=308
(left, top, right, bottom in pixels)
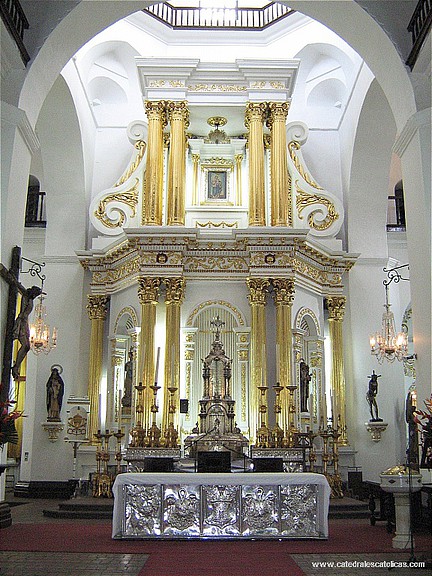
left=143, top=101, right=167, bottom=225
left=267, top=102, right=291, bottom=226
left=246, top=278, right=270, bottom=441
left=272, top=278, right=295, bottom=433
left=191, top=153, right=200, bottom=206
left=326, top=295, right=348, bottom=445
left=245, top=102, right=267, bottom=226
left=162, top=277, right=186, bottom=434
left=235, top=153, right=243, bottom=206
left=137, top=277, right=161, bottom=432
left=86, top=295, right=110, bottom=443
left=167, top=101, right=189, bottom=225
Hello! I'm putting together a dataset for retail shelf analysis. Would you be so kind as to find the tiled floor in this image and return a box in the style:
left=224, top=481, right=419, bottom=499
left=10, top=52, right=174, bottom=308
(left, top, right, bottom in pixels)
left=1, top=496, right=431, bottom=576
left=0, top=552, right=149, bottom=576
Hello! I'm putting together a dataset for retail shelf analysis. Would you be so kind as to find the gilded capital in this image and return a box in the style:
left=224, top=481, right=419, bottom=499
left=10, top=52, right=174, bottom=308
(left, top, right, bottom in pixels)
left=244, top=102, right=268, bottom=128
left=145, top=100, right=167, bottom=127
left=86, top=295, right=110, bottom=320
left=246, top=277, right=270, bottom=305
left=272, top=278, right=295, bottom=305
left=166, top=100, right=190, bottom=127
left=138, top=277, right=161, bottom=304
left=266, top=101, right=289, bottom=129
left=326, top=295, right=346, bottom=321
left=165, top=277, right=186, bottom=305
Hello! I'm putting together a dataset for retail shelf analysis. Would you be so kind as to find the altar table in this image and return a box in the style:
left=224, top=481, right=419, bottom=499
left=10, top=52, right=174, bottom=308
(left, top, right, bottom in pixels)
left=112, top=472, right=330, bottom=539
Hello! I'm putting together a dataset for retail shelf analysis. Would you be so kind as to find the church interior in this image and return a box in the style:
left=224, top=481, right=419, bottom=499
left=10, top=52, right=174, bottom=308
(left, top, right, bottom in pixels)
left=0, top=0, right=431, bottom=573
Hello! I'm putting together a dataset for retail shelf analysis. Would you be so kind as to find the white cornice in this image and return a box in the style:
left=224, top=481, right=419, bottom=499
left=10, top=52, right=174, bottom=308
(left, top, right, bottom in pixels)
left=393, top=108, right=432, bottom=157
left=1, top=101, right=40, bottom=154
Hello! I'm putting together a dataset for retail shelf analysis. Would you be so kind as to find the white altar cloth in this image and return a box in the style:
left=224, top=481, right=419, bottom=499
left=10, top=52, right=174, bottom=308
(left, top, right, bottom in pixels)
left=112, top=472, right=330, bottom=539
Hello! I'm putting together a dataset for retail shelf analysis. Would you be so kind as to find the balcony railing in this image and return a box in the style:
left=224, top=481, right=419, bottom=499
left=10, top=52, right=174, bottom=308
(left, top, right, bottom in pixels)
left=406, top=0, right=432, bottom=69
left=0, top=0, right=30, bottom=65
left=143, top=2, right=294, bottom=30
left=25, top=186, right=46, bottom=228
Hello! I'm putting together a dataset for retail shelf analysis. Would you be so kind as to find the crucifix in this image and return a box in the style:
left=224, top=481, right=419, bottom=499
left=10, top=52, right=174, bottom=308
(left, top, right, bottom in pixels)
left=210, top=315, right=225, bottom=341
left=0, top=246, right=42, bottom=402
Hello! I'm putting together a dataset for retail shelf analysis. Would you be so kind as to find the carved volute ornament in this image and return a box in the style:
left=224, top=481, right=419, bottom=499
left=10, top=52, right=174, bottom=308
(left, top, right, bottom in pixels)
left=272, top=278, right=295, bottom=305
left=165, top=277, right=186, bottom=305
left=246, top=278, right=270, bottom=305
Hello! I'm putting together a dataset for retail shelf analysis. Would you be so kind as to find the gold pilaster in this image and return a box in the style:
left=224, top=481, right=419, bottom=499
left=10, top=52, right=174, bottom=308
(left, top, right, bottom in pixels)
left=143, top=101, right=167, bottom=225
left=267, top=102, right=291, bottom=226
left=272, top=278, right=295, bottom=433
left=245, top=102, right=267, bottom=226
left=326, top=295, right=348, bottom=445
left=246, top=277, right=270, bottom=442
left=191, top=153, right=200, bottom=206
left=235, top=154, right=243, bottom=206
left=137, top=277, right=161, bottom=432
left=167, top=101, right=189, bottom=225
left=86, top=295, right=110, bottom=443
left=162, top=277, right=186, bottom=435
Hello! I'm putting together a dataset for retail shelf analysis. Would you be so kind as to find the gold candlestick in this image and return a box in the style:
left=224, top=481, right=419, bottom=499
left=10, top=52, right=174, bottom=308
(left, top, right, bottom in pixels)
left=272, top=383, right=284, bottom=447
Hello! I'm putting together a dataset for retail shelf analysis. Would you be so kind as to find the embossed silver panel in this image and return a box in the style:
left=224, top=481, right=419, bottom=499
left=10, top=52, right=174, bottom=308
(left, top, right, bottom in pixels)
left=202, top=484, right=241, bottom=536
left=163, top=484, right=201, bottom=536
left=280, top=484, right=318, bottom=537
left=241, top=485, right=279, bottom=536
left=123, top=484, right=161, bottom=536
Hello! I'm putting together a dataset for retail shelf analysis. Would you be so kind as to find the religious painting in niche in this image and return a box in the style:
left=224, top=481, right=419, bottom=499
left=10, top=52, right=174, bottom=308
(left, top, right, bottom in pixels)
left=207, top=170, right=227, bottom=200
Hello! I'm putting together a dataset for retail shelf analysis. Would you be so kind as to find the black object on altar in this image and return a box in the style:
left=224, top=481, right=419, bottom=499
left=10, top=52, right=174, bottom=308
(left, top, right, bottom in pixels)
left=253, top=458, right=284, bottom=472
left=197, top=451, right=231, bottom=473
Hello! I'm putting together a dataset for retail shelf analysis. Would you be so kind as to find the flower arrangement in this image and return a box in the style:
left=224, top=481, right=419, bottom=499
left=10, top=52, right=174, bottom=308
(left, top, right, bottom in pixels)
left=414, top=395, right=432, bottom=469
left=0, top=397, right=24, bottom=448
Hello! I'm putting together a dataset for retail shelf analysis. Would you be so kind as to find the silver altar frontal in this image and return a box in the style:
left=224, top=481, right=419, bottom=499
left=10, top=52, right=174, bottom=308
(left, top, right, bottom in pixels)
left=112, top=472, right=330, bottom=539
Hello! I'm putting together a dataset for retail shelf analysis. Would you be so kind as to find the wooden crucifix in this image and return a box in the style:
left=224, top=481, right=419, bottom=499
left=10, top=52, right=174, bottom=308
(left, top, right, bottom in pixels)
left=0, top=246, right=42, bottom=403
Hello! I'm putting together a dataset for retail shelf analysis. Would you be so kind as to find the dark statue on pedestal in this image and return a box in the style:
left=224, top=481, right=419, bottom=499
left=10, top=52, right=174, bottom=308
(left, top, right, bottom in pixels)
left=366, top=370, right=382, bottom=422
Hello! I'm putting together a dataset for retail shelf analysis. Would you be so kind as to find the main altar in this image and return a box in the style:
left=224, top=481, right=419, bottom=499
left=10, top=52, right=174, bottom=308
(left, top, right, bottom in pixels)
left=112, top=472, right=330, bottom=539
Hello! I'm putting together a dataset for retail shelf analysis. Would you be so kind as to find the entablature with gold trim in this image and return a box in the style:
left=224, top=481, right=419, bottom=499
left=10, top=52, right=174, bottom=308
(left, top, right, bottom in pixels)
left=77, top=228, right=357, bottom=295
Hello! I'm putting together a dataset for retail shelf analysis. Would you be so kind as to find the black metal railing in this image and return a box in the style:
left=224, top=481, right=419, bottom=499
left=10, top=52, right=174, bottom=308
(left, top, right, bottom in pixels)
left=0, top=0, right=30, bottom=65
left=25, top=186, right=46, bottom=227
left=386, top=195, right=406, bottom=231
left=144, top=2, right=294, bottom=30
left=406, top=0, right=432, bottom=69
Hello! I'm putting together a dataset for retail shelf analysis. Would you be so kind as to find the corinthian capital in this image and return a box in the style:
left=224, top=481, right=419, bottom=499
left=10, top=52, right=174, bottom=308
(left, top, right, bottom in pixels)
left=244, top=102, right=268, bottom=128
left=266, top=102, right=289, bottom=129
left=145, top=100, right=167, bottom=127
left=86, top=295, right=110, bottom=320
left=138, top=277, right=161, bottom=304
left=326, top=295, right=346, bottom=321
left=272, top=278, right=295, bottom=305
left=165, top=277, right=186, bottom=305
left=166, top=100, right=190, bottom=127
left=246, top=277, right=270, bottom=305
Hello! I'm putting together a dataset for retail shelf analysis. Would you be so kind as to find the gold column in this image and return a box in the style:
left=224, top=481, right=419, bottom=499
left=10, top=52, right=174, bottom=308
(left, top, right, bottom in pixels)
left=267, top=102, right=290, bottom=226
left=137, top=277, right=161, bottom=432
left=167, top=101, right=190, bottom=225
left=245, top=102, right=267, bottom=226
left=235, top=153, right=243, bottom=206
left=246, top=278, right=270, bottom=441
left=326, top=295, right=348, bottom=445
left=272, top=278, right=295, bottom=433
left=162, top=277, right=186, bottom=434
left=143, top=101, right=167, bottom=225
left=86, top=295, right=110, bottom=443
left=191, top=153, right=200, bottom=206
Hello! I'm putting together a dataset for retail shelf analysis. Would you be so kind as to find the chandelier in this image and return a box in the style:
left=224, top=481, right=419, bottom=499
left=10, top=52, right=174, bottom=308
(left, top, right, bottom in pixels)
left=29, top=290, right=57, bottom=355
left=205, top=116, right=230, bottom=144
left=369, top=265, right=409, bottom=363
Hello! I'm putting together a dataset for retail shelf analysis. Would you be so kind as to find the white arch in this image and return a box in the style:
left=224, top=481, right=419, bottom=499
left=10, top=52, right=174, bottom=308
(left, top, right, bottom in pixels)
left=19, top=1, right=416, bottom=132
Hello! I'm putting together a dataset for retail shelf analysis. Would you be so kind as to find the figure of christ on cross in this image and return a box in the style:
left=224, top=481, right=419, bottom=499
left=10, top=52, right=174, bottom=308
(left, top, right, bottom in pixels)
left=210, top=315, right=225, bottom=341
left=0, top=263, right=42, bottom=380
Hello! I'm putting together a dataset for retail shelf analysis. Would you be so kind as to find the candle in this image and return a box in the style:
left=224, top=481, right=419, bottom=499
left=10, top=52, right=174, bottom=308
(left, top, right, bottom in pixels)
left=276, top=344, right=280, bottom=382
left=154, top=346, right=161, bottom=383
left=118, top=389, right=122, bottom=424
